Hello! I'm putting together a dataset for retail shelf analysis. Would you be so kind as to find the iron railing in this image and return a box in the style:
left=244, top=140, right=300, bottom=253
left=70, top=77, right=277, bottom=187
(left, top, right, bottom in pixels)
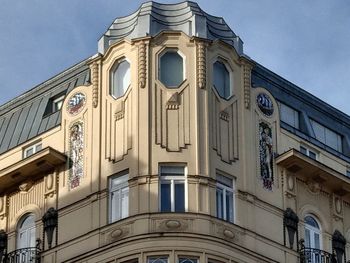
left=299, top=247, right=339, bottom=263
left=2, top=247, right=40, bottom=263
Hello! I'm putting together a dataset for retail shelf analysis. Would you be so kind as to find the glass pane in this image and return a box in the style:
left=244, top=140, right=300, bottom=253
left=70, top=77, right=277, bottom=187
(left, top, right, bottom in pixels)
left=121, top=188, right=129, bottom=219
left=213, top=61, right=230, bottom=98
left=314, top=233, right=320, bottom=249
left=311, top=120, right=326, bottom=144
left=217, top=174, right=233, bottom=188
left=179, top=258, right=197, bottom=263
left=25, top=148, right=33, bottom=157
left=112, top=60, right=130, bottom=98
left=148, top=257, right=168, bottom=263
left=160, top=51, right=183, bottom=87
left=29, top=227, right=36, bottom=247
left=160, top=166, right=184, bottom=177
left=305, top=229, right=311, bottom=248
left=226, top=191, right=234, bottom=222
left=216, top=188, right=223, bottom=219
left=35, top=143, right=42, bottom=152
left=174, top=183, right=185, bottom=212
left=300, top=146, right=307, bottom=155
left=325, top=128, right=341, bottom=151
left=309, top=151, right=317, bottom=160
left=111, top=190, right=120, bottom=221
left=305, top=216, right=319, bottom=229
left=280, top=103, right=299, bottom=128
left=111, top=174, right=128, bottom=189
left=161, top=183, right=171, bottom=212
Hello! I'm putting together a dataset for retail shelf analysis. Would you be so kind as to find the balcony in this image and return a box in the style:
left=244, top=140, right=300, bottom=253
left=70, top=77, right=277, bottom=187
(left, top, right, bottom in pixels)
left=0, top=147, right=66, bottom=193
left=1, top=247, right=40, bottom=263
left=276, top=149, right=350, bottom=197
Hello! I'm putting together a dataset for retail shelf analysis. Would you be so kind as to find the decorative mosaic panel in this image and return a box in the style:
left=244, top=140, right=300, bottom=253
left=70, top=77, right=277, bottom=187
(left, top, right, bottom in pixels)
left=67, top=92, right=86, bottom=115
left=69, top=122, right=84, bottom=190
left=259, top=122, right=274, bottom=190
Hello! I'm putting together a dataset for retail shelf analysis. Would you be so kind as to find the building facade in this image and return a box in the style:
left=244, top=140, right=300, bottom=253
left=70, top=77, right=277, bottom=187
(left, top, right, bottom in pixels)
left=0, top=2, right=349, bottom=262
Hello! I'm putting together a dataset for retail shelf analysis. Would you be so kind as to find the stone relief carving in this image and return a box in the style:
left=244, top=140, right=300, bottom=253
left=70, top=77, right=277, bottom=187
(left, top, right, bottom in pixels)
left=69, top=122, right=84, bottom=190
left=106, top=92, right=132, bottom=162
left=92, top=62, right=99, bottom=108
left=259, top=122, right=274, bottom=190
left=138, top=41, right=148, bottom=89
left=211, top=91, right=238, bottom=163
left=155, top=85, right=190, bottom=152
left=196, top=41, right=206, bottom=89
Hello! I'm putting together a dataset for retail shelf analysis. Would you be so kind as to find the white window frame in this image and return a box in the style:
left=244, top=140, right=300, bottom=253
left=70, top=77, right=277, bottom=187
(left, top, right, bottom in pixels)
left=158, top=49, right=186, bottom=88
left=216, top=173, right=235, bottom=223
left=110, top=58, right=131, bottom=99
left=17, top=213, right=36, bottom=249
left=304, top=215, right=322, bottom=251
left=23, top=142, right=42, bottom=158
left=109, top=172, right=129, bottom=223
left=159, top=164, right=188, bottom=212
left=52, top=95, right=65, bottom=112
left=178, top=257, right=198, bottom=263
left=212, top=58, right=233, bottom=100
left=300, top=145, right=318, bottom=160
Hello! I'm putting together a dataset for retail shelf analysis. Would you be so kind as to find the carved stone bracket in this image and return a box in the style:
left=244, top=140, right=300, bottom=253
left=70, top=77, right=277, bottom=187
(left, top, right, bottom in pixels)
left=166, top=92, right=180, bottom=110
left=92, top=62, right=99, bottom=108
left=196, top=41, right=207, bottom=89
left=45, top=172, right=57, bottom=198
left=243, top=63, right=252, bottom=109
left=114, top=100, right=125, bottom=120
left=138, top=41, right=148, bottom=89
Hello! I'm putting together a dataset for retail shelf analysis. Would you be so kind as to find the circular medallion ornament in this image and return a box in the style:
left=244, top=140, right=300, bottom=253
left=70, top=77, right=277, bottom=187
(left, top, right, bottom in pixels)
left=257, top=93, right=274, bottom=116
left=67, top=92, right=86, bottom=115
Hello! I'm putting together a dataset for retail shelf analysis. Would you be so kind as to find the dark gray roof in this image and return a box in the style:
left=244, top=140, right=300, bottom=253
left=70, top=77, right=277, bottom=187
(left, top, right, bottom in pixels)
left=252, top=63, right=350, bottom=162
left=98, top=1, right=243, bottom=55
left=0, top=59, right=91, bottom=155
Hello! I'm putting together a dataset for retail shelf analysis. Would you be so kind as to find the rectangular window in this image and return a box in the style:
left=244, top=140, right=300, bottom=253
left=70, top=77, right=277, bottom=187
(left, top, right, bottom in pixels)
left=216, top=173, right=235, bottom=223
left=346, top=170, right=350, bottom=178
left=109, top=172, right=129, bottom=223
left=23, top=142, right=42, bottom=158
left=279, top=102, right=299, bottom=129
left=300, top=146, right=317, bottom=160
left=148, top=257, right=168, bottom=263
left=159, top=165, right=186, bottom=212
left=53, top=95, right=65, bottom=112
left=310, top=119, right=342, bottom=152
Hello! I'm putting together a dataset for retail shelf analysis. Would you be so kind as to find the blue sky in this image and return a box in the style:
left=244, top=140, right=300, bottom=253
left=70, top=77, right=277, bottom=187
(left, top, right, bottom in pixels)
left=0, top=0, right=350, bottom=115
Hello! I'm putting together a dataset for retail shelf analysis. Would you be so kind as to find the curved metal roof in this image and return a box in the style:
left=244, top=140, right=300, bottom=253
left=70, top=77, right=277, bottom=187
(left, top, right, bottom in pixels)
left=98, top=1, right=243, bottom=54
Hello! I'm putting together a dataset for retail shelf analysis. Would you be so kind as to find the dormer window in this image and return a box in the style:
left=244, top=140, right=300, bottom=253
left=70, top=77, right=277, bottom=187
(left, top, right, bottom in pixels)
left=213, top=61, right=231, bottom=99
left=159, top=50, right=184, bottom=88
left=53, top=95, right=65, bottom=112
left=279, top=102, right=299, bottom=129
left=310, top=119, right=342, bottom=152
left=23, top=142, right=42, bottom=158
left=110, top=59, right=131, bottom=99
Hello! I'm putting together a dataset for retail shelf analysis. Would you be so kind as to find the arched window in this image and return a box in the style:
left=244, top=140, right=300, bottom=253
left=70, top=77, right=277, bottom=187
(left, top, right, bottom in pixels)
left=159, top=50, right=184, bottom=88
left=110, top=60, right=131, bottom=99
left=17, top=214, right=36, bottom=249
left=213, top=61, right=231, bottom=99
left=304, top=215, right=321, bottom=250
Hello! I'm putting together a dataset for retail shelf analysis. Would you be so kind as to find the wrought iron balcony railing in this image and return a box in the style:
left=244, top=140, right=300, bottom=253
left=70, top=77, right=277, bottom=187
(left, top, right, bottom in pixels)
left=2, top=247, right=40, bottom=263
left=299, top=247, right=339, bottom=263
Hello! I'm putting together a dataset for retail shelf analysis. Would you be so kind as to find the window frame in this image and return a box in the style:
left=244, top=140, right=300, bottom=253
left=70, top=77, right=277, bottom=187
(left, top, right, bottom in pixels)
left=23, top=142, right=42, bottom=158
left=216, top=173, right=235, bottom=223
left=159, top=164, right=188, bottom=212
left=310, top=119, right=342, bottom=152
left=300, top=145, right=318, bottom=160
left=158, top=48, right=186, bottom=88
left=109, top=171, right=129, bottom=223
left=52, top=95, right=65, bottom=112
left=304, top=215, right=322, bottom=250
left=147, top=256, right=169, bottom=263
left=110, top=58, right=131, bottom=99
left=17, top=213, right=36, bottom=249
left=278, top=102, right=300, bottom=129
left=212, top=58, right=233, bottom=100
